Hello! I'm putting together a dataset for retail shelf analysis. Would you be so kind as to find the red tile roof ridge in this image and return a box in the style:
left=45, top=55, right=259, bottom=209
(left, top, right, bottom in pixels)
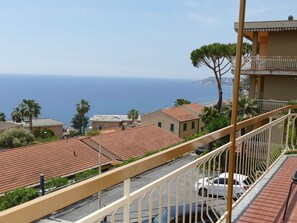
left=85, top=137, right=121, bottom=159
left=0, top=137, right=80, bottom=153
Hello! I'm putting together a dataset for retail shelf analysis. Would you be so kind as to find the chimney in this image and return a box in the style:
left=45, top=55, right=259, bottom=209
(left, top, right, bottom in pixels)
left=288, top=15, right=293, bottom=20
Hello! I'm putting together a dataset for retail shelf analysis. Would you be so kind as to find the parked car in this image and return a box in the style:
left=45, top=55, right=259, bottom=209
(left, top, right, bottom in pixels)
left=142, top=203, right=219, bottom=223
left=195, top=173, right=250, bottom=199
left=195, top=145, right=208, bottom=155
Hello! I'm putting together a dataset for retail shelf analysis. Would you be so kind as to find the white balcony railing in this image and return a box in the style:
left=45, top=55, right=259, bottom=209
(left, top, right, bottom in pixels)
left=0, top=106, right=296, bottom=223
left=242, top=56, right=297, bottom=71
left=256, top=99, right=288, bottom=113
left=77, top=113, right=296, bottom=223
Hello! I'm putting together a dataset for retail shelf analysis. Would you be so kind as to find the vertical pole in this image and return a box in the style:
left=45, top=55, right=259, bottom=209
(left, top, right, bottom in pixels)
left=40, top=174, right=45, bottom=196
left=286, top=109, right=291, bottom=150
left=226, top=0, right=246, bottom=222
left=266, top=118, right=273, bottom=170
left=123, top=179, right=130, bottom=223
left=98, top=131, right=102, bottom=215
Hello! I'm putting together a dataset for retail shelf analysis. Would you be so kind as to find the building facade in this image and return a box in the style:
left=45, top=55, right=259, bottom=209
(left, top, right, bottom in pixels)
left=235, top=17, right=297, bottom=103
left=23, top=118, right=64, bottom=139
left=90, top=115, right=141, bottom=131
left=141, top=103, right=204, bottom=138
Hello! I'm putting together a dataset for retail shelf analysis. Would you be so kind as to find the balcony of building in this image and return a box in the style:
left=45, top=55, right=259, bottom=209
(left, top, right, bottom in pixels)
left=256, top=99, right=288, bottom=113
left=0, top=106, right=296, bottom=223
left=240, top=56, right=297, bottom=76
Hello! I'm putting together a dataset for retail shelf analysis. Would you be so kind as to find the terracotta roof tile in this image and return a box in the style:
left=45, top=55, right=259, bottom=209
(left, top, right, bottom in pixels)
left=91, top=125, right=182, bottom=161
left=182, top=103, right=204, bottom=113
left=0, top=138, right=111, bottom=194
left=161, top=107, right=197, bottom=122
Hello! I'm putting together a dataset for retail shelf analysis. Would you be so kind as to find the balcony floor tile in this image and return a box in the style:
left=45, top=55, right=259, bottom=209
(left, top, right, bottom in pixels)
left=237, top=156, right=297, bottom=223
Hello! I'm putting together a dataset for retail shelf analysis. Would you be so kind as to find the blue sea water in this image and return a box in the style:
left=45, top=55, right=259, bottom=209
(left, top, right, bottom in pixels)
left=0, top=74, right=232, bottom=127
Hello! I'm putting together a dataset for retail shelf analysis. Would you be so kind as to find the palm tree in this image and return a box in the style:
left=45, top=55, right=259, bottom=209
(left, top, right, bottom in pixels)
left=11, top=106, right=23, bottom=123
left=76, top=99, right=90, bottom=134
left=20, top=99, right=41, bottom=132
left=127, top=109, right=139, bottom=123
left=0, top=112, right=5, bottom=121
left=201, top=106, right=219, bottom=126
left=174, top=98, right=191, bottom=107
left=223, top=97, right=259, bottom=135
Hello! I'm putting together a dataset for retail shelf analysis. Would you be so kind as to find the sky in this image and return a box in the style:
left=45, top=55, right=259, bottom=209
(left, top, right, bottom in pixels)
left=0, top=0, right=296, bottom=79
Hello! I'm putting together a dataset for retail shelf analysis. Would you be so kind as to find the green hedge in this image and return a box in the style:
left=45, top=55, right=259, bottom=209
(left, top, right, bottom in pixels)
left=45, top=177, right=69, bottom=190
left=74, top=169, right=99, bottom=182
left=0, top=188, right=39, bottom=211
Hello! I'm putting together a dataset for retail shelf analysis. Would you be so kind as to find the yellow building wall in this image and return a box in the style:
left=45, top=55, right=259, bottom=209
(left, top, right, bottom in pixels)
left=142, top=111, right=199, bottom=138
left=267, top=31, right=297, bottom=56
left=141, top=111, right=180, bottom=136
left=178, top=120, right=200, bottom=139
left=262, top=76, right=297, bottom=101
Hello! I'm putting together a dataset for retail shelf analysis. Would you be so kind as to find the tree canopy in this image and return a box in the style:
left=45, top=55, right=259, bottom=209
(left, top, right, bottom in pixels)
left=71, top=113, right=89, bottom=134
left=19, top=99, right=41, bottom=132
left=72, top=99, right=90, bottom=135
left=0, top=128, right=35, bottom=149
left=0, top=112, right=5, bottom=121
left=11, top=106, right=23, bottom=123
left=127, top=109, right=139, bottom=122
left=191, top=42, right=252, bottom=112
left=174, top=99, right=191, bottom=107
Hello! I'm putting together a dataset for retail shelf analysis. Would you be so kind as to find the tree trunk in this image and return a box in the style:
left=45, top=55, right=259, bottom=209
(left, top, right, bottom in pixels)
left=217, top=85, right=223, bottom=112
left=29, top=117, right=33, bottom=132
left=81, top=116, right=85, bottom=135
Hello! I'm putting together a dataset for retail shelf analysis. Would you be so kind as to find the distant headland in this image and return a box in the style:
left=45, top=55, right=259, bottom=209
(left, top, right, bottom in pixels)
left=193, top=77, right=234, bottom=87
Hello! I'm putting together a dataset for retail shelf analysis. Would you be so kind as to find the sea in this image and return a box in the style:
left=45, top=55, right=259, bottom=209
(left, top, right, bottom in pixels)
left=0, top=74, right=233, bottom=127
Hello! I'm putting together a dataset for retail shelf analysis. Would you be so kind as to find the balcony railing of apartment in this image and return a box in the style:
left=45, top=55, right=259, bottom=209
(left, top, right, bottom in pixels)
left=242, top=56, right=297, bottom=71
left=256, top=99, right=288, bottom=113
left=0, top=106, right=296, bottom=223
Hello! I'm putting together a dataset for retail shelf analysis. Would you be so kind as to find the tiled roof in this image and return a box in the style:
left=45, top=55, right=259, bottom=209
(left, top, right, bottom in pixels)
left=182, top=103, right=204, bottom=114
left=22, top=118, right=64, bottom=127
left=90, top=125, right=182, bottom=161
left=0, top=138, right=111, bottom=194
left=235, top=19, right=297, bottom=32
left=161, top=107, right=197, bottom=122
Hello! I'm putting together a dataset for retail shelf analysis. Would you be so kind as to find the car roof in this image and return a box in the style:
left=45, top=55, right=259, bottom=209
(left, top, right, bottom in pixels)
left=217, top=172, right=248, bottom=181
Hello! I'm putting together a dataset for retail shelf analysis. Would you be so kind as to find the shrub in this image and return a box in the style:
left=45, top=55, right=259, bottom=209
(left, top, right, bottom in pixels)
left=0, top=188, right=39, bottom=211
left=86, top=130, right=101, bottom=136
left=0, top=128, right=35, bottom=149
left=74, top=169, right=99, bottom=182
left=45, top=177, right=68, bottom=190
left=39, top=128, right=55, bottom=139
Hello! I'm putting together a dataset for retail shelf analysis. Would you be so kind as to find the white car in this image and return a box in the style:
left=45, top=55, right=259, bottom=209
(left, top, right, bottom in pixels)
left=195, top=173, right=250, bottom=199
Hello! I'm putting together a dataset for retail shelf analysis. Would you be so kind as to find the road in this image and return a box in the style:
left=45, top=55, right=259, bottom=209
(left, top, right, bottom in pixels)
left=40, top=152, right=226, bottom=222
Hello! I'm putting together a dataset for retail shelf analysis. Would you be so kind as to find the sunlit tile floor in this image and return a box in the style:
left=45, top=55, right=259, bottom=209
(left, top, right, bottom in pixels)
left=237, top=156, right=297, bottom=223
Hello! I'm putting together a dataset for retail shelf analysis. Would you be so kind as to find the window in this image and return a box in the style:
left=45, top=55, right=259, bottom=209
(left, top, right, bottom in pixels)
left=191, top=121, right=195, bottom=129
left=170, top=124, right=174, bottom=131
left=213, top=178, right=227, bottom=185
left=158, top=122, right=162, bottom=128
left=183, top=123, right=187, bottom=131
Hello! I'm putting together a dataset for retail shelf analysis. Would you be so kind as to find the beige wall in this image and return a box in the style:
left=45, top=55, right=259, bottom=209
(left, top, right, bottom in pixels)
left=32, top=125, right=63, bottom=139
left=142, top=111, right=180, bottom=136
left=92, top=121, right=122, bottom=130
left=267, top=31, right=297, bottom=56
left=262, top=76, right=297, bottom=101
left=248, top=30, right=297, bottom=101
left=142, top=111, right=200, bottom=138
left=178, top=120, right=200, bottom=139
